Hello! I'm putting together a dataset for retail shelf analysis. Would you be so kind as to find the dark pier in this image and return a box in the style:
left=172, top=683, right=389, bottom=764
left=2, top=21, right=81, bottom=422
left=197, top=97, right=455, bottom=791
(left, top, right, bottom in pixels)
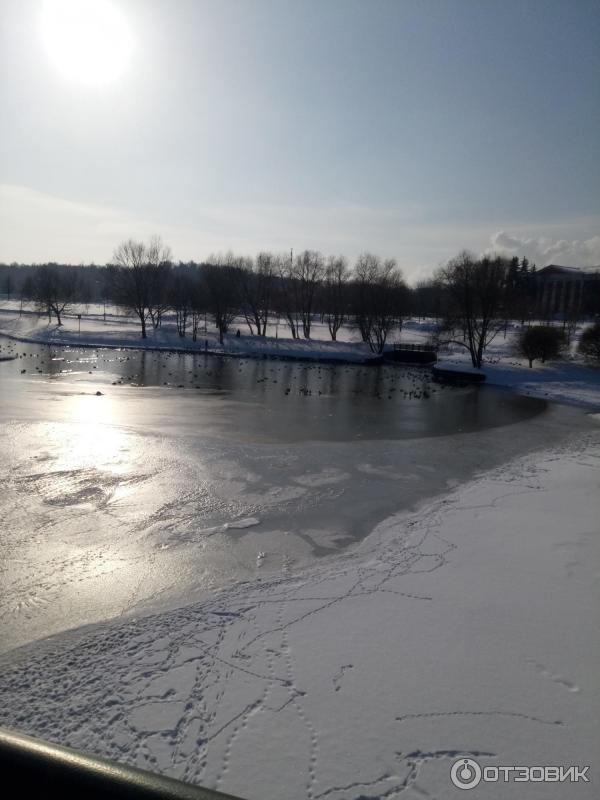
left=385, top=342, right=438, bottom=365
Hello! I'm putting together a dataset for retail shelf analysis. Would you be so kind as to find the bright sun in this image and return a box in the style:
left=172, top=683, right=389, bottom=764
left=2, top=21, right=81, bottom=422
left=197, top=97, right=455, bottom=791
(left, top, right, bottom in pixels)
left=40, top=0, right=132, bottom=86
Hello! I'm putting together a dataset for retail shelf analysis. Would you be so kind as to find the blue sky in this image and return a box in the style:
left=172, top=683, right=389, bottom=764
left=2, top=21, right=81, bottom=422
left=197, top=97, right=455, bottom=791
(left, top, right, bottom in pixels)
left=1, top=0, right=599, bottom=279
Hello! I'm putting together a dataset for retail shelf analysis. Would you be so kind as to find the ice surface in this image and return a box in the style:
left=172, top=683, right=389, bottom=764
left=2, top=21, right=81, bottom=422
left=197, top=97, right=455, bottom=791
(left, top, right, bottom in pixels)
left=0, top=364, right=593, bottom=653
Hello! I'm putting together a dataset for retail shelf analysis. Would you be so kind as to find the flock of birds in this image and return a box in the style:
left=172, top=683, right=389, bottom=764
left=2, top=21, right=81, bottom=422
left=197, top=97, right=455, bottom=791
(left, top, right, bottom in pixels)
left=102, top=352, right=446, bottom=401
left=0, top=339, right=452, bottom=402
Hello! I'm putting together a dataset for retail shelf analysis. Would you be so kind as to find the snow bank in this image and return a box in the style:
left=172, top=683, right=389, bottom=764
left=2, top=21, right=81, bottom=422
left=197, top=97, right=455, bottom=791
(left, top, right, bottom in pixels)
left=427, top=321, right=600, bottom=409
left=0, top=308, right=378, bottom=364
left=438, top=352, right=600, bottom=408
left=1, top=433, right=598, bottom=799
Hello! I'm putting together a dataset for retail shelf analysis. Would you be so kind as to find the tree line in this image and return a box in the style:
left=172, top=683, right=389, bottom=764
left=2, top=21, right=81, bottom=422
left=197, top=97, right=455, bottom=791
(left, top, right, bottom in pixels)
left=1, top=240, right=599, bottom=361
left=108, top=240, right=414, bottom=353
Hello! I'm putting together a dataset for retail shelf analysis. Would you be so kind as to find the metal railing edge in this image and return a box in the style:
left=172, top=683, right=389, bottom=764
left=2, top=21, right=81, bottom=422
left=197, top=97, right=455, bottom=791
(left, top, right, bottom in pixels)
left=0, top=726, right=245, bottom=800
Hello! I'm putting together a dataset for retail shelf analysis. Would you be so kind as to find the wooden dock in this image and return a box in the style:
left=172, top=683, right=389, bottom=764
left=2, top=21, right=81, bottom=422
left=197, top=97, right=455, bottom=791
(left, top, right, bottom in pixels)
left=386, top=343, right=438, bottom=365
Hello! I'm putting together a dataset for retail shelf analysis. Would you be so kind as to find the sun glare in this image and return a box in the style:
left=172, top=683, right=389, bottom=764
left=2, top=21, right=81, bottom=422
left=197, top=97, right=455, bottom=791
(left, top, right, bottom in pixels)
left=40, top=0, right=132, bottom=86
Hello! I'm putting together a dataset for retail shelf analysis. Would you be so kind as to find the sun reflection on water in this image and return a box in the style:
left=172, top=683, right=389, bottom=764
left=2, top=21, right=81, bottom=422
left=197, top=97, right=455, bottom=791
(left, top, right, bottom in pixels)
left=48, top=392, right=133, bottom=476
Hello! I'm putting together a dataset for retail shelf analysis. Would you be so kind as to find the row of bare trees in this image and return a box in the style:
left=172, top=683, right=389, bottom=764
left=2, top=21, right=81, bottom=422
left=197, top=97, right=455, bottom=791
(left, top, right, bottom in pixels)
left=14, top=243, right=599, bottom=363
left=106, top=240, right=410, bottom=352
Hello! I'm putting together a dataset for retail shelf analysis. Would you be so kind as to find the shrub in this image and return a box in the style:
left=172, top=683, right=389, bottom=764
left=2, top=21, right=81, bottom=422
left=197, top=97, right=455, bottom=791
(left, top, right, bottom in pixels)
left=518, top=325, right=566, bottom=368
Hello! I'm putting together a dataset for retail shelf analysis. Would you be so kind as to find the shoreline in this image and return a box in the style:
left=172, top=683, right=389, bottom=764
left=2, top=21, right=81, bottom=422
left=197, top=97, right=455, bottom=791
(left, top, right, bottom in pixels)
left=2, top=327, right=599, bottom=411
left=0, top=329, right=381, bottom=366
left=0, top=309, right=382, bottom=364
left=2, top=307, right=600, bottom=409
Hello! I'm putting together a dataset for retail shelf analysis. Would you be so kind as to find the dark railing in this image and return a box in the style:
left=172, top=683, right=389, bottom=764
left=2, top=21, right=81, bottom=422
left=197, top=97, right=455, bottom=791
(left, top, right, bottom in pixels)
left=0, top=727, right=245, bottom=800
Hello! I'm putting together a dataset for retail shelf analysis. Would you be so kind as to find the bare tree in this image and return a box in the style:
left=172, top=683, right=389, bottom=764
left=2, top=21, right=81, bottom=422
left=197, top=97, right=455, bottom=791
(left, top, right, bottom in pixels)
left=276, top=250, right=324, bottom=339
left=111, top=237, right=172, bottom=338
left=438, top=251, right=508, bottom=368
left=323, top=255, right=348, bottom=341
left=32, top=265, right=77, bottom=326
left=353, top=253, right=378, bottom=344
left=369, top=259, right=406, bottom=353
left=190, top=274, right=205, bottom=342
left=202, top=254, right=241, bottom=344
left=237, top=252, right=273, bottom=336
left=146, top=237, right=172, bottom=329
left=352, top=254, right=405, bottom=353
left=294, top=250, right=324, bottom=339
left=170, top=272, right=193, bottom=337
left=277, top=251, right=301, bottom=339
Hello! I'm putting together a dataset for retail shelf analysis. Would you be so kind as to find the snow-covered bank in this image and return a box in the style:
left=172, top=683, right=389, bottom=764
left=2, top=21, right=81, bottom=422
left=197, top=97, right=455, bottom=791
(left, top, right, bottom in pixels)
left=0, top=308, right=378, bottom=364
left=410, top=317, right=600, bottom=409
left=2, top=432, right=599, bottom=799
left=483, top=360, right=600, bottom=408
left=434, top=354, right=600, bottom=409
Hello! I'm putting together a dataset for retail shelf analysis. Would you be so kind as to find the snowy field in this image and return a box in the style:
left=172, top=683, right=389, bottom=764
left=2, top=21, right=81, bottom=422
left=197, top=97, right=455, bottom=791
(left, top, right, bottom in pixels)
left=0, top=434, right=598, bottom=799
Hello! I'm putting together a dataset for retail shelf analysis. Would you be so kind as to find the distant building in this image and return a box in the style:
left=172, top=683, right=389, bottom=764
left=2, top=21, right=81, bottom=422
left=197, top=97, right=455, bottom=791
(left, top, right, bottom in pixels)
left=534, top=265, right=600, bottom=316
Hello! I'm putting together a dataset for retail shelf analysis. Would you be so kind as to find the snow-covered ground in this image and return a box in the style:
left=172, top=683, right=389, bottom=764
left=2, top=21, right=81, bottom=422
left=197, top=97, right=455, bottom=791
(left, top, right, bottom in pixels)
left=434, top=342, right=600, bottom=410
left=1, top=433, right=598, bottom=799
left=0, top=305, right=379, bottom=363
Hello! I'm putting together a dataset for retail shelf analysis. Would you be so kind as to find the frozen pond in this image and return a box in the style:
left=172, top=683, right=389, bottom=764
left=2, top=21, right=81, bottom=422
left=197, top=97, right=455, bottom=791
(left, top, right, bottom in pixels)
left=0, top=340, right=548, bottom=440
left=0, top=340, right=594, bottom=652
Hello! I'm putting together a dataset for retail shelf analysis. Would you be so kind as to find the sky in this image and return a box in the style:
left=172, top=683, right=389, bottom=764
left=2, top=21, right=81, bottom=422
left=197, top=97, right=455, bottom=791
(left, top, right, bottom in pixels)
left=1, top=0, right=599, bottom=281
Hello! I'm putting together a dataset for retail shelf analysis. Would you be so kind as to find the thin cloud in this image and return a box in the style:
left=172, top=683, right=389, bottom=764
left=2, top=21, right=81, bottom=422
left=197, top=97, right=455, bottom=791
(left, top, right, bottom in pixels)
left=488, top=230, right=600, bottom=268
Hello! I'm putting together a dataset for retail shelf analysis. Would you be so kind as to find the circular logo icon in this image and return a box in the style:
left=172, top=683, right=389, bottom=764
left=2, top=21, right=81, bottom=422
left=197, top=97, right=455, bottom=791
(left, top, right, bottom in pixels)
left=450, top=758, right=482, bottom=790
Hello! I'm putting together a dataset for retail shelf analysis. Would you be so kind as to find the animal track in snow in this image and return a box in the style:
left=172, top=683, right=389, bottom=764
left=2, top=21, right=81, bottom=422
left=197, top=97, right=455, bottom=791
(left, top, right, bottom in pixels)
left=526, top=659, right=580, bottom=693
left=332, top=664, right=353, bottom=692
